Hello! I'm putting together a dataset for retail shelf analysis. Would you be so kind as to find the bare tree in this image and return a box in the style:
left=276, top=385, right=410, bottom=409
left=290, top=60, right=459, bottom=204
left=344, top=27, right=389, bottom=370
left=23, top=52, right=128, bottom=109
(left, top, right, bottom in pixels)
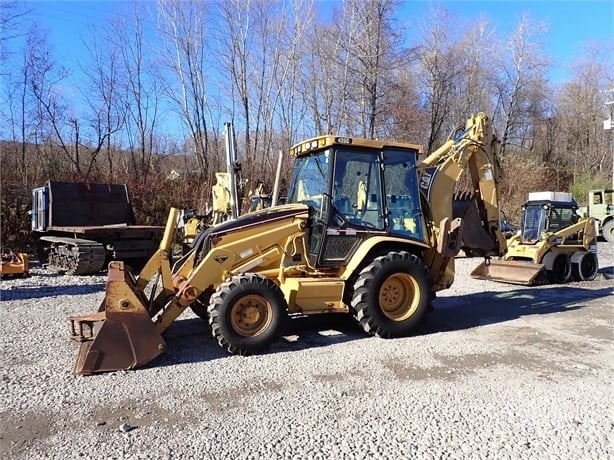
left=0, top=1, right=33, bottom=63
left=453, top=15, right=498, bottom=121
left=338, top=0, right=402, bottom=139
left=158, top=0, right=213, bottom=177
left=214, top=0, right=312, bottom=181
left=493, top=13, right=550, bottom=156
left=111, top=6, right=164, bottom=183
left=80, top=23, right=128, bottom=180
left=300, top=19, right=348, bottom=135
left=271, top=0, right=313, bottom=149
left=557, top=43, right=614, bottom=182
left=415, top=4, right=463, bottom=152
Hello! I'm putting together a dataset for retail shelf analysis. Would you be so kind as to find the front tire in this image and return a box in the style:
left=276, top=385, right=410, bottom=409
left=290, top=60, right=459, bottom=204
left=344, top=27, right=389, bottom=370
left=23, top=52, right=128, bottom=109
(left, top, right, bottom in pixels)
left=543, top=252, right=572, bottom=283
left=350, top=251, right=432, bottom=338
left=208, top=274, right=287, bottom=355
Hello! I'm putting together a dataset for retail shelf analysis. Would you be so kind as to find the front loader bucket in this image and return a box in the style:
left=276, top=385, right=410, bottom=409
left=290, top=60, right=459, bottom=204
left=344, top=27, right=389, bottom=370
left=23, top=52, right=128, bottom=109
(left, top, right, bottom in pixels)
left=470, top=259, right=545, bottom=286
left=69, top=261, right=166, bottom=375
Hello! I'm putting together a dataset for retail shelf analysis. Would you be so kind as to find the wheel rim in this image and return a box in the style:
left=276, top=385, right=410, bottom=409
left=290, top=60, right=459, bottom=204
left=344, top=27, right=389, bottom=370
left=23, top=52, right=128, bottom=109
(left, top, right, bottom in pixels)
left=379, top=273, right=420, bottom=321
left=230, top=294, right=272, bottom=336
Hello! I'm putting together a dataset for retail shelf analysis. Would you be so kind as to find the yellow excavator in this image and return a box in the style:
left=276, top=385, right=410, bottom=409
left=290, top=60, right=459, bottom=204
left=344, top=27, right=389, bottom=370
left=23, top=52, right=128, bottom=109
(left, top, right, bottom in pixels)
left=69, top=112, right=513, bottom=375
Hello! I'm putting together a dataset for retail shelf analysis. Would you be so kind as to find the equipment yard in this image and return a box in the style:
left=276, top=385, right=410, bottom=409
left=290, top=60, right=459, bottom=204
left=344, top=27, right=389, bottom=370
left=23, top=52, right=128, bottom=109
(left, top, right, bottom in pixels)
left=1, top=243, right=612, bottom=459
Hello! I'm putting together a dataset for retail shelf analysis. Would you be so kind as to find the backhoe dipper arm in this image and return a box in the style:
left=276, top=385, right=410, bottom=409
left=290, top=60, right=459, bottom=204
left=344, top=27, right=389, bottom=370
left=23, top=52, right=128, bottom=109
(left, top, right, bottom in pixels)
left=417, top=113, right=507, bottom=291
left=418, top=112, right=507, bottom=257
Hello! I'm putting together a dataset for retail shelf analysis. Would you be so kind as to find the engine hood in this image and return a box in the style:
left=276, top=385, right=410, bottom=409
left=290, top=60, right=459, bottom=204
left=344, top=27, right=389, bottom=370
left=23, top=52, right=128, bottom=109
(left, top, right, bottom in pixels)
left=210, top=203, right=309, bottom=236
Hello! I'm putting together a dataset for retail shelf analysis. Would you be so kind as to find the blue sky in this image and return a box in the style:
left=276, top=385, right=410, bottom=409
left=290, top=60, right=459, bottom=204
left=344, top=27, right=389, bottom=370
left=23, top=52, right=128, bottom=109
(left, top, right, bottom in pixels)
left=26, top=0, right=613, bottom=84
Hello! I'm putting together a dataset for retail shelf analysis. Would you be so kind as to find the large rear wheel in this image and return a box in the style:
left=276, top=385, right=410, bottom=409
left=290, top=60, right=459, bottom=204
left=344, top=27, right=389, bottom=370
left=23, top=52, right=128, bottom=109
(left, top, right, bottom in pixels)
left=208, top=274, right=287, bottom=355
left=351, top=251, right=432, bottom=338
left=602, top=220, right=614, bottom=243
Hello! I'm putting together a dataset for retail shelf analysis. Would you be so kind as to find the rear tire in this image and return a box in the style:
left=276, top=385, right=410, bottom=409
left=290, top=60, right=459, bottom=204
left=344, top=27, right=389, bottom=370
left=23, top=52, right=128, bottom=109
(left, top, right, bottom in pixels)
left=571, top=251, right=598, bottom=281
left=603, top=220, right=614, bottom=243
left=350, top=251, right=432, bottom=338
left=543, top=252, right=572, bottom=283
left=208, top=274, right=287, bottom=355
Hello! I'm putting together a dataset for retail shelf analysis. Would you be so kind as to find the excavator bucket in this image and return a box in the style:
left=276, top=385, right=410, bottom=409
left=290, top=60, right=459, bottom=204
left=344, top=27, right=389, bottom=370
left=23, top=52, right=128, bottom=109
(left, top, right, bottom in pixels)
left=69, top=261, right=166, bottom=375
left=470, top=259, right=546, bottom=286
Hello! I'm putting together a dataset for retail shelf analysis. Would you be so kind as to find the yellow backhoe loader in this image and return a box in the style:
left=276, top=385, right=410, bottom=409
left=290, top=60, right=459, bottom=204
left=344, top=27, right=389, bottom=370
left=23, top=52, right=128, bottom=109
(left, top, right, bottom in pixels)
left=471, top=192, right=598, bottom=285
left=69, top=112, right=511, bottom=375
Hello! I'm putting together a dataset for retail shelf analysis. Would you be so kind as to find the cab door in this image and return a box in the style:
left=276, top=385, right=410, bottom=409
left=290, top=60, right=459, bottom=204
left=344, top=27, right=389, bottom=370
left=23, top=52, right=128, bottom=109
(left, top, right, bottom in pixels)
left=309, top=149, right=384, bottom=267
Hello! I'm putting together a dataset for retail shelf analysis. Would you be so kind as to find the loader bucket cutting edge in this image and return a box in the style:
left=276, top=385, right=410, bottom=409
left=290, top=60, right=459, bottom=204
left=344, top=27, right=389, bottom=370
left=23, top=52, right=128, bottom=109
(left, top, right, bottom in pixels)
left=70, top=260, right=167, bottom=375
left=470, top=260, right=545, bottom=286
left=71, top=311, right=166, bottom=375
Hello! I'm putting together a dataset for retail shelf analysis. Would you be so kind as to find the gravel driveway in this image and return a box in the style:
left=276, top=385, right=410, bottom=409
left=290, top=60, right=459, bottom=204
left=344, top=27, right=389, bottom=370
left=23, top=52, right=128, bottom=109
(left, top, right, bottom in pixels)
left=1, top=243, right=612, bottom=459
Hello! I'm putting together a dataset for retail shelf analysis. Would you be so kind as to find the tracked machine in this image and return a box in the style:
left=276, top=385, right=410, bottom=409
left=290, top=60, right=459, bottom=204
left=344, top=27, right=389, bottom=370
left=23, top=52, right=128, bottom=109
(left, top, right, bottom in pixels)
left=70, top=112, right=514, bottom=375
left=32, top=181, right=164, bottom=275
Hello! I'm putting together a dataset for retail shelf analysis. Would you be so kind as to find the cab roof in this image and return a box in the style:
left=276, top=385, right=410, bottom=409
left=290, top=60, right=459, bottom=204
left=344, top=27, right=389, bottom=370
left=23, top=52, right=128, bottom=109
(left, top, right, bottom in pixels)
left=290, top=135, right=424, bottom=157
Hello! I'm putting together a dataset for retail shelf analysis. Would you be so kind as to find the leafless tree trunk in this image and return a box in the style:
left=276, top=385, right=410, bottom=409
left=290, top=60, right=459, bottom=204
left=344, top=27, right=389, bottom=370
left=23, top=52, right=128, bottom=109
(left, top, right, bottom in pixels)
left=415, top=4, right=462, bottom=153
left=110, top=6, right=163, bottom=184
left=557, top=43, right=613, bottom=182
left=158, top=0, right=212, bottom=176
left=494, top=14, right=549, bottom=156
left=80, top=23, right=128, bottom=181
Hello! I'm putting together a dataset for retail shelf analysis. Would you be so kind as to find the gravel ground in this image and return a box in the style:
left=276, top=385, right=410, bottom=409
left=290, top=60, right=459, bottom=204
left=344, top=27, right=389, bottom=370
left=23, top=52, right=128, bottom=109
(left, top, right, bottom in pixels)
left=1, top=243, right=613, bottom=459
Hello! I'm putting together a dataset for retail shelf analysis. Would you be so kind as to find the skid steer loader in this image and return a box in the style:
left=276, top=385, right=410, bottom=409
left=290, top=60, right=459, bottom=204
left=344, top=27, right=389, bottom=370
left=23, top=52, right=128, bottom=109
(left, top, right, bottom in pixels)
left=69, top=112, right=512, bottom=375
left=471, top=192, right=598, bottom=285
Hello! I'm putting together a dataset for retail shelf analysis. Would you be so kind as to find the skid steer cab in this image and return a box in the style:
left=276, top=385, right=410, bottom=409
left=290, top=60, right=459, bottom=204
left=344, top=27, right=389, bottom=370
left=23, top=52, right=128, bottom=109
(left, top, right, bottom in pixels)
left=69, top=114, right=506, bottom=375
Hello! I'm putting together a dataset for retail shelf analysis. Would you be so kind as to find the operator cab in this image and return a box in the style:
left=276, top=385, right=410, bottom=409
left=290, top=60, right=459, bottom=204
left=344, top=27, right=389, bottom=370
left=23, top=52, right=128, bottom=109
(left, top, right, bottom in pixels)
left=520, top=199, right=579, bottom=243
left=287, top=135, right=425, bottom=267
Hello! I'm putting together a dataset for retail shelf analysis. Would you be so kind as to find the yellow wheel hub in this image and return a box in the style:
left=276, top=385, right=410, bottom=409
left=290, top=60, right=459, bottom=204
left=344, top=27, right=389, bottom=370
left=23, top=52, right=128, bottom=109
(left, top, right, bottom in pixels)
left=379, top=273, right=419, bottom=321
left=230, top=294, right=272, bottom=336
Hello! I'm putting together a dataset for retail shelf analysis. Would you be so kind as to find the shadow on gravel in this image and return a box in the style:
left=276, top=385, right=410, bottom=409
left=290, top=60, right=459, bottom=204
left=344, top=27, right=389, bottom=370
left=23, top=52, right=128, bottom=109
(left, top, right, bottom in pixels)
left=597, top=265, right=614, bottom=279
left=0, top=283, right=105, bottom=301
left=419, top=285, right=613, bottom=335
left=130, top=283, right=613, bottom=370
left=151, top=313, right=365, bottom=369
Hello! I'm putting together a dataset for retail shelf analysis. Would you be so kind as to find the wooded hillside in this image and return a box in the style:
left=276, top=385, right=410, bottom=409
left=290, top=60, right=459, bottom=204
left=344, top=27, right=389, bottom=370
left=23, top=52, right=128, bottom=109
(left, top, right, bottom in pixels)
left=1, top=1, right=612, bottom=252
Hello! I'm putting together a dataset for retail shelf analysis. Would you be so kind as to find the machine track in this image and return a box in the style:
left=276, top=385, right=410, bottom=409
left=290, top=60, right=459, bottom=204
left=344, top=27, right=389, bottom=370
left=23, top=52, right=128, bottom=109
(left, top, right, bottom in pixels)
left=40, top=237, right=107, bottom=275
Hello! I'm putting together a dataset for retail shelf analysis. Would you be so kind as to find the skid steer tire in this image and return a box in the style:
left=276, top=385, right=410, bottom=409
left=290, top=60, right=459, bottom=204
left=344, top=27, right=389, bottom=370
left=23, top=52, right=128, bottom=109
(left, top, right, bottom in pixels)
left=571, top=251, right=598, bottom=281
left=208, top=274, right=287, bottom=355
left=603, top=220, right=614, bottom=243
left=543, top=252, right=572, bottom=284
left=350, top=251, right=432, bottom=338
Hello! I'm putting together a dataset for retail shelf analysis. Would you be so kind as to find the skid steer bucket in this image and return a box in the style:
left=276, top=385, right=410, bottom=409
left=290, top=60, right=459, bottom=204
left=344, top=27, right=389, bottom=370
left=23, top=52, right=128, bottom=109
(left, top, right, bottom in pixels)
left=470, top=259, right=546, bottom=286
left=69, top=261, right=166, bottom=375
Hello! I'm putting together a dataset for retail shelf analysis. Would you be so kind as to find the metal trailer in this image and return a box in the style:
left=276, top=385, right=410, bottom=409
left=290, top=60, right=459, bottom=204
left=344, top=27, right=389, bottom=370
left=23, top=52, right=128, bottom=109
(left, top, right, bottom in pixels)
left=32, top=181, right=164, bottom=275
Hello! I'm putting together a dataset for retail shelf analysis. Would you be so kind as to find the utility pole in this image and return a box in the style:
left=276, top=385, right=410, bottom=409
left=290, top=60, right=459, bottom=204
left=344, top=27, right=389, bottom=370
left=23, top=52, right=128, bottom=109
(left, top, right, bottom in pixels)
left=603, top=89, right=614, bottom=189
